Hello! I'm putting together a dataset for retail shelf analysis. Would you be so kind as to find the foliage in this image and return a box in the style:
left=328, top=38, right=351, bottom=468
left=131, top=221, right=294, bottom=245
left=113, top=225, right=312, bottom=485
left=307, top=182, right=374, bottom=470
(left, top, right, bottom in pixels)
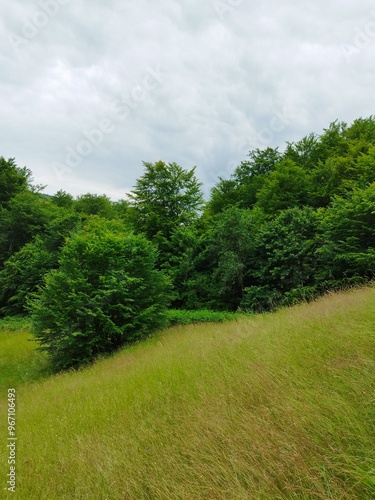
left=243, top=207, right=319, bottom=311
left=0, top=211, right=80, bottom=315
left=30, top=218, right=171, bottom=371
left=207, top=147, right=281, bottom=214
left=51, top=190, right=74, bottom=208
left=166, top=308, right=243, bottom=326
left=0, top=190, right=60, bottom=266
left=256, top=159, right=310, bottom=213
left=0, top=156, right=31, bottom=208
left=155, top=223, right=207, bottom=308
left=0, top=315, right=31, bottom=331
left=0, top=237, right=56, bottom=316
left=206, top=207, right=266, bottom=309
left=127, top=160, right=204, bottom=239
left=317, top=184, right=375, bottom=285
left=112, top=199, right=130, bottom=221
left=283, top=133, right=322, bottom=170
left=1, top=115, right=375, bottom=324
left=74, top=193, right=115, bottom=218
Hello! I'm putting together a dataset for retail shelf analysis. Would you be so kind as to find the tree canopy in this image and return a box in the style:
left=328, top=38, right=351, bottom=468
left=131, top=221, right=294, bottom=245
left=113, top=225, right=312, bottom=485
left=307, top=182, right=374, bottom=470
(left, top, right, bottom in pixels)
left=127, top=160, right=204, bottom=239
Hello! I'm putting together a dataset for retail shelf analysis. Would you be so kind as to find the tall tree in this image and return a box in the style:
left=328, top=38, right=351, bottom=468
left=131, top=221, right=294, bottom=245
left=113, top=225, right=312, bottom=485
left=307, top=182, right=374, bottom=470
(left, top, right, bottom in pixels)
left=0, top=191, right=60, bottom=266
left=0, top=210, right=79, bottom=315
left=127, top=161, right=204, bottom=240
left=207, top=147, right=281, bottom=214
left=0, top=157, right=31, bottom=208
left=74, top=193, right=115, bottom=219
left=317, top=184, right=375, bottom=285
left=256, top=159, right=310, bottom=214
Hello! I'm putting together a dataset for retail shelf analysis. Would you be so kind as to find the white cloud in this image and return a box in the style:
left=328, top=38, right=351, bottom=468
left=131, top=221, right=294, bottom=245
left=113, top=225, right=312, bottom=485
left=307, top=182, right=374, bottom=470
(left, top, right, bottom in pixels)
left=1, top=0, right=374, bottom=199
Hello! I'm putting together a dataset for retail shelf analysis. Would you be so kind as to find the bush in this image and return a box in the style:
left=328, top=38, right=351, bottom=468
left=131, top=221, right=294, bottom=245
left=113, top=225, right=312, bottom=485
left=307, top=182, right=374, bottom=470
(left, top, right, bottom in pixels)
left=30, top=218, right=170, bottom=371
left=166, top=309, right=242, bottom=326
left=0, top=212, right=79, bottom=316
left=240, top=286, right=283, bottom=313
left=0, top=315, right=31, bottom=331
left=317, top=184, right=375, bottom=283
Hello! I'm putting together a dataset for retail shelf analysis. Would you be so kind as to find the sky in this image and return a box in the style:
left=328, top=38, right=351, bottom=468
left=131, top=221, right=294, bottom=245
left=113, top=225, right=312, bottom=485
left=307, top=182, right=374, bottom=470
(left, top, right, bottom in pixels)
left=1, top=1, right=375, bottom=200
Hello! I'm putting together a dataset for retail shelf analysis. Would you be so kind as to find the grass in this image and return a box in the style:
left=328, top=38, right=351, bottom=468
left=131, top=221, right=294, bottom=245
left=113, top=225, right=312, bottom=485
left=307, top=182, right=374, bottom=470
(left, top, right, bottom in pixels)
left=0, top=317, right=51, bottom=391
left=166, top=308, right=245, bottom=325
left=1, top=287, right=375, bottom=498
left=0, top=315, right=31, bottom=332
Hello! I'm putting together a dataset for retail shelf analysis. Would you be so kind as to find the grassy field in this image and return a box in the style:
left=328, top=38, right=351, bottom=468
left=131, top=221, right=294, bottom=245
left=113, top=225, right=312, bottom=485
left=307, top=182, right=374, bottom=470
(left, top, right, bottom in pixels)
left=0, top=317, right=51, bottom=391
left=1, top=287, right=375, bottom=499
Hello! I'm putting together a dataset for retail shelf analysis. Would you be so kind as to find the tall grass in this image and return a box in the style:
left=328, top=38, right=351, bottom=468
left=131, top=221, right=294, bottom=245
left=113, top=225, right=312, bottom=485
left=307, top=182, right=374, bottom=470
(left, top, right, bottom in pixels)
left=1, top=287, right=375, bottom=499
left=0, top=318, right=50, bottom=391
left=166, top=308, right=244, bottom=325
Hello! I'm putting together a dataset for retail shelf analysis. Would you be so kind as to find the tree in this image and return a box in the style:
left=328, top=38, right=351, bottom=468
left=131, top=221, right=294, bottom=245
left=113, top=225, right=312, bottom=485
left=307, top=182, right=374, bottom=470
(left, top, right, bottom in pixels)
left=30, top=217, right=171, bottom=371
left=51, top=190, right=74, bottom=209
left=0, top=157, right=31, bottom=208
left=0, top=211, right=79, bottom=316
left=207, top=178, right=240, bottom=215
left=74, top=193, right=115, bottom=219
left=0, top=237, right=56, bottom=316
left=256, top=159, right=310, bottom=214
left=207, top=148, right=281, bottom=214
left=243, top=207, right=319, bottom=311
left=317, top=184, right=375, bottom=285
left=127, top=161, right=204, bottom=239
left=284, top=133, right=321, bottom=170
left=235, top=147, right=281, bottom=180
left=0, top=191, right=60, bottom=266
left=207, top=207, right=265, bottom=309
left=154, top=223, right=206, bottom=308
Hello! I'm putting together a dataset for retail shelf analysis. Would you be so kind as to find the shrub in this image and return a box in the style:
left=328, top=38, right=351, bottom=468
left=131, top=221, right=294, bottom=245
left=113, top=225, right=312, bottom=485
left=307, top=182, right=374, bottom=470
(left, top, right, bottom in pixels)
left=166, top=309, right=242, bottom=326
left=30, top=218, right=170, bottom=371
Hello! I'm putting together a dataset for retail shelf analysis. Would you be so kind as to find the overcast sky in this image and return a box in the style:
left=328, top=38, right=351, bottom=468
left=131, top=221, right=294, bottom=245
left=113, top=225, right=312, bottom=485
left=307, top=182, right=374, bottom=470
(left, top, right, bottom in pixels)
left=1, top=1, right=374, bottom=200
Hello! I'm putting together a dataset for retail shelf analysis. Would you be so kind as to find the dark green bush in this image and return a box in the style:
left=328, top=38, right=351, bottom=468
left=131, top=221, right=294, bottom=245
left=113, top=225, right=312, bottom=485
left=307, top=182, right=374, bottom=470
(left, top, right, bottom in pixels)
left=30, top=218, right=171, bottom=371
left=166, top=309, right=242, bottom=326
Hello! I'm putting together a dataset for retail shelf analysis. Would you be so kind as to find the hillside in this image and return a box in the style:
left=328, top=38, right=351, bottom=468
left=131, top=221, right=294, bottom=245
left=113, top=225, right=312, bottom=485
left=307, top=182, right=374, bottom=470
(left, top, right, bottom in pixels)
left=1, top=286, right=375, bottom=499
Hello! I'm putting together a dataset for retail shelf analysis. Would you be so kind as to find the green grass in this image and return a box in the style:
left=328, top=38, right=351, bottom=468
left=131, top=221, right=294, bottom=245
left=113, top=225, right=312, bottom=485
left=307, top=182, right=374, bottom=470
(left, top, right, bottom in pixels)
left=0, top=318, right=51, bottom=391
left=166, top=308, right=245, bottom=325
left=1, top=287, right=375, bottom=498
left=0, top=316, right=31, bottom=332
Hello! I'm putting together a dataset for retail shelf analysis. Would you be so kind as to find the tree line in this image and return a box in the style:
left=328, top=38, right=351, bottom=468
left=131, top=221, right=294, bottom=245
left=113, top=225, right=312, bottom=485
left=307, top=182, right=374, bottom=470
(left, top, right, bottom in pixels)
left=1, top=116, right=374, bottom=369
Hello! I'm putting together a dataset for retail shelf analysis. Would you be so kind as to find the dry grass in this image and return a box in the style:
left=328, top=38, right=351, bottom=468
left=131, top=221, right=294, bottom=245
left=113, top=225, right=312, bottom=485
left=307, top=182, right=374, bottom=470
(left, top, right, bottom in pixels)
left=1, top=287, right=375, bottom=499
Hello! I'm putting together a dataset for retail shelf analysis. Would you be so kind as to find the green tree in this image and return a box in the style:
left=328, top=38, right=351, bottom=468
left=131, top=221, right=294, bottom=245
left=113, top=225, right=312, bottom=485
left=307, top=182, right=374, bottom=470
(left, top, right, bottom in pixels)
left=153, top=224, right=200, bottom=306
left=207, top=148, right=281, bottom=214
left=0, top=237, right=56, bottom=316
left=0, top=157, right=31, bottom=208
left=318, top=120, right=349, bottom=160
left=317, top=184, right=375, bottom=285
left=128, top=161, right=204, bottom=239
left=30, top=217, right=170, bottom=371
left=284, top=133, right=321, bottom=170
left=0, top=191, right=60, bottom=265
left=243, top=207, right=319, bottom=311
left=74, top=193, right=115, bottom=219
left=256, top=159, right=310, bottom=214
left=51, top=190, right=74, bottom=209
left=203, top=207, right=266, bottom=310
left=0, top=211, right=79, bottom=315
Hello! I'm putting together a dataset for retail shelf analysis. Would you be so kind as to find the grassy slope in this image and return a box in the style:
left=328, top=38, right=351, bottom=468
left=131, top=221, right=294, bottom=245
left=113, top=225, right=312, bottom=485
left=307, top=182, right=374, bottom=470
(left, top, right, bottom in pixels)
left=1, top=287, right=375, bottom=499
left=0, top=319, right=50, bottom=391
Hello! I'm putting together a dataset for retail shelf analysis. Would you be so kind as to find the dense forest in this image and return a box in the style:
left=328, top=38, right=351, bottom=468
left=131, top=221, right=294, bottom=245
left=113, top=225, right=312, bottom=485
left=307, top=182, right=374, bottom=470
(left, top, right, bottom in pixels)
left=1, top=116, right=375, bottom=369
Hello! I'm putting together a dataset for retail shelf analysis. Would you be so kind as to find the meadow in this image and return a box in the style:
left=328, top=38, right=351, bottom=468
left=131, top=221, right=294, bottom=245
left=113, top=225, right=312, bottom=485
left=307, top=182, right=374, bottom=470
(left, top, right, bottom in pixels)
left=1, top=287, right=375, bottom=499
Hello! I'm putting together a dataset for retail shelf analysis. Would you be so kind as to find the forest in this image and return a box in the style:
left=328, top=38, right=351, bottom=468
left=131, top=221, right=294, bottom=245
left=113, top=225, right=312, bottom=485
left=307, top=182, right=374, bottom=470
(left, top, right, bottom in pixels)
left=1, top=116, right=375, bottom=370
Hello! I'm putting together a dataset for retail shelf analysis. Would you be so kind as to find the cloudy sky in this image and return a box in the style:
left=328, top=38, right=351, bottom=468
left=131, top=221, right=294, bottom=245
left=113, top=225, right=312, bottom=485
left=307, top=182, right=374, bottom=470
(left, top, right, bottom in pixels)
left=1, top=1, right=374, bottom=200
